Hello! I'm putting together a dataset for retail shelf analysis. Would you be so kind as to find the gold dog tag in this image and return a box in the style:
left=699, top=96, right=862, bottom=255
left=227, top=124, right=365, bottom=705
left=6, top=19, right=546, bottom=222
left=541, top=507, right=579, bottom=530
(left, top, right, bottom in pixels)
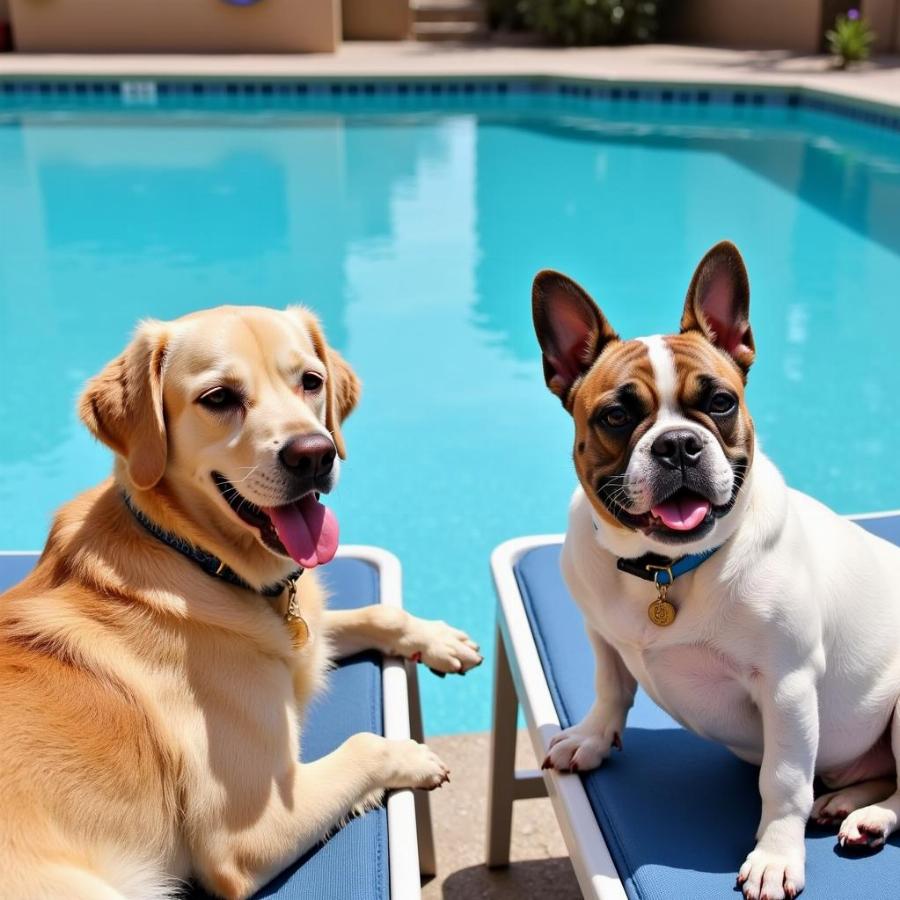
left=287, top=614, right=310, bottom=650
left=284, top=576, right=310, bottom=649
left=648, top=581, right=676, bottom=627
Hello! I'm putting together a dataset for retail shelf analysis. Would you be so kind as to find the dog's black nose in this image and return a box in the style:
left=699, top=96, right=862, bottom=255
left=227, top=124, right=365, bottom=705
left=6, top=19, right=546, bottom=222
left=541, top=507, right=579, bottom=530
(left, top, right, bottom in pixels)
left=279, top=434, right=336, bottom=479
left=651, top=430, right=703, bottom=470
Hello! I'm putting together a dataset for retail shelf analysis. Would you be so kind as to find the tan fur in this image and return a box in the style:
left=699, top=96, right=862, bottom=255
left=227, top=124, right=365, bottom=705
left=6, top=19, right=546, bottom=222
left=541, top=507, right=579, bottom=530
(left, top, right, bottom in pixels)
left=570, top=340, right=657, bottom=530
left=0, top=305, right=480, bottom=900
left=664, top=331, right=755, bottom=469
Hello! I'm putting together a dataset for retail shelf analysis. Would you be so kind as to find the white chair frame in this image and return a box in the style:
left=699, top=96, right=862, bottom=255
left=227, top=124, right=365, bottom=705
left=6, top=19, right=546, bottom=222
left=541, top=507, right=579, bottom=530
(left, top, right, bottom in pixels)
left=486, top=535, right=628, bottom=900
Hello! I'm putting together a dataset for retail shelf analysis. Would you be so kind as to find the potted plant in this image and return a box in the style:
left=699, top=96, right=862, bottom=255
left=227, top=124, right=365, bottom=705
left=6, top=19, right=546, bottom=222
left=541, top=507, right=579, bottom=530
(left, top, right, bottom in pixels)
left=826, top=8, right=876, bottom=69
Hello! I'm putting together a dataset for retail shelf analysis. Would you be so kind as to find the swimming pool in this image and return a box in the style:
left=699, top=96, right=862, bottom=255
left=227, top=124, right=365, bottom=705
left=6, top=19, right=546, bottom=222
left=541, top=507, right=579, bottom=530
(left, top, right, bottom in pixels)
left=1, top=84, right=899, bottom=734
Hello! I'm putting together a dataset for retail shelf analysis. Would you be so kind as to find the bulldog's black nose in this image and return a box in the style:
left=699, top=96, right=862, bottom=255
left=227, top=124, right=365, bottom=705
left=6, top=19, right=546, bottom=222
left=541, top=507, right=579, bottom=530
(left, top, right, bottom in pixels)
left=279, top=434, right=336, bottom=479
left=651, top=430, right=703, bottom=470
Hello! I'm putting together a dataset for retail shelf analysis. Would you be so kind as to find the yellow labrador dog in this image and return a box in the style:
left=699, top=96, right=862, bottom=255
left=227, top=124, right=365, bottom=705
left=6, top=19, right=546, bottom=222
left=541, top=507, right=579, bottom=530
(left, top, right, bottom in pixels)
left=0, top=305, right=481, bottom=900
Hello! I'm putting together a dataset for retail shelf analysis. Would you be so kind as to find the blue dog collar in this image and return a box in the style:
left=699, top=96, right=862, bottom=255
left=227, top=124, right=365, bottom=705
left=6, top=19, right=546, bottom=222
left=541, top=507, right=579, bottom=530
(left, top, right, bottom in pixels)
left=618, top=545, right=721, bottom=586
left=591, top=512, right=721, bottom=585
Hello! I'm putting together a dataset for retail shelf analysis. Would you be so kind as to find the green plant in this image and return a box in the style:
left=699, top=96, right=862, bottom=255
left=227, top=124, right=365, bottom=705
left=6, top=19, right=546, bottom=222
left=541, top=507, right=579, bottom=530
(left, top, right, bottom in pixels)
left=519, top=0, right=662, bottom=46
left=826, top=8, right=876, bottom=68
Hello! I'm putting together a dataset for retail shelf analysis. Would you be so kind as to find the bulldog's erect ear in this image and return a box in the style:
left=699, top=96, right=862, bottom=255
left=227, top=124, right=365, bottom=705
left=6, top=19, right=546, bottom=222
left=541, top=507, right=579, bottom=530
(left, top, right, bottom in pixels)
left=297, top=310, right=361, bottom=461
left=532, top=270, right=618, bottom=409
left=79, top=321, right=168, bottom=491
left=681, top=241, right=755, bottom=376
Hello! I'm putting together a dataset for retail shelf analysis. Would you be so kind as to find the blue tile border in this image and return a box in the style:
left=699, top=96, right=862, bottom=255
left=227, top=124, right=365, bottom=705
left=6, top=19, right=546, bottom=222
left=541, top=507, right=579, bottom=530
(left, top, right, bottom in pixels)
left=0, top=76, right=898, bottom=133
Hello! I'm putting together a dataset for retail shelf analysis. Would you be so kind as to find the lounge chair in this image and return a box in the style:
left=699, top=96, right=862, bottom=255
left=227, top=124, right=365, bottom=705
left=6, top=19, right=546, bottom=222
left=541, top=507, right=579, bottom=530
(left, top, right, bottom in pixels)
left=486, top=512, right=900, bottom=899
left=0, top=546, right=434, bottom=900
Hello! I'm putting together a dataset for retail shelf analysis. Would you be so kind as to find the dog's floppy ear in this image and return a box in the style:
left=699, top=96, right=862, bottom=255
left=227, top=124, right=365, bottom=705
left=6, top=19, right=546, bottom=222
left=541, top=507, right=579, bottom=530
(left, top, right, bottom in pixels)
left=326, top=346, right=361, bottom=427
left=681, top=241, right=755, bottom=376
left=293, top=309, right=361, bottom=460
left=79, top=321, right=168, bottom=491
left=532, top=270, right=618, bottom=410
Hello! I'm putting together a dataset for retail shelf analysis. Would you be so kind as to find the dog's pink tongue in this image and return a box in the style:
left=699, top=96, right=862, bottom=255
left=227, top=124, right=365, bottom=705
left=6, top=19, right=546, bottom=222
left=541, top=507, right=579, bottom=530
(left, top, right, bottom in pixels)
left=264, top=495, right=339, bottom=568
left=651, top=493, right=710, bottom=531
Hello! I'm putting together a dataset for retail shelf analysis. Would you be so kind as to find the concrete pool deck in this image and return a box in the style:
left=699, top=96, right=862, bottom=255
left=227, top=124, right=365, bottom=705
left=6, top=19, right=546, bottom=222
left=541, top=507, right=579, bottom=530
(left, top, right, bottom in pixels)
left=0, top=42, right=899, bottom=113
left=427, top=730, right=580, bottom=899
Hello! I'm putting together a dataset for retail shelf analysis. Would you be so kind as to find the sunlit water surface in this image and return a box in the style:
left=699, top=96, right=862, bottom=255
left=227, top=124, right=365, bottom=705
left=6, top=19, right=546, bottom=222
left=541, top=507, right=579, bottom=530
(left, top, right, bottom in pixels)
left=1, top=96, right=899, bottom=733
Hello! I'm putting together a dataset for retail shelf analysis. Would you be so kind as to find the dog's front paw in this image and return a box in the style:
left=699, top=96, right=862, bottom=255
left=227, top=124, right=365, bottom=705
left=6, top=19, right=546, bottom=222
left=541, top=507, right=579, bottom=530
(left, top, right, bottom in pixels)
left=542, top=722, right=622, bottom=773
left=738, top=846, right=804, bottom=900
left=380, top=738, right=450, bottom=791
left=400, top=617, right=482, bottom=675
left=810, top=779, right=894, bottom=826
left=837, top=803, right=898, bottom=849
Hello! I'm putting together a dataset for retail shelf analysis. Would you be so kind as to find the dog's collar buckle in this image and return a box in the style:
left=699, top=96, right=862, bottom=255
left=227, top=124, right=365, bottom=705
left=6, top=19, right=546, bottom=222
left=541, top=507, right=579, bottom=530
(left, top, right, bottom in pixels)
left=645, top=563, right=675, bottom=585
left=646, top=571, right=677, bottom=627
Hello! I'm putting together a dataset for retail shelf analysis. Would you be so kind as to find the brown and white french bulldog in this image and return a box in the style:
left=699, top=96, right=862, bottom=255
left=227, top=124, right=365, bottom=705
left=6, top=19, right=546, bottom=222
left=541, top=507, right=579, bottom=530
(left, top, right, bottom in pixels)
left=534, top=241, right=900, bottom=900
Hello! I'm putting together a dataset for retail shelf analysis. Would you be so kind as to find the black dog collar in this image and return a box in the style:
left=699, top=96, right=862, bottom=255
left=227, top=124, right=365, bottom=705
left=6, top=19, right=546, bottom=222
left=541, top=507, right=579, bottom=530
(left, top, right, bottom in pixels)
left=124, top=493, right=302, bottom=598
left=616, top=546, right=721, bottom=627
left=616, top=547, right=720, bottom=586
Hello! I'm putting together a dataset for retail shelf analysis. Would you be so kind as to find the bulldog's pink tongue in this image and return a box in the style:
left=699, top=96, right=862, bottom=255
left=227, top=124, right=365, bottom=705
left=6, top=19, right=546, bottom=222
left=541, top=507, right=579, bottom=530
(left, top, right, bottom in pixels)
left=651, top=493, right=710, bottom=531
left=264, top=495, right=339, bottom=568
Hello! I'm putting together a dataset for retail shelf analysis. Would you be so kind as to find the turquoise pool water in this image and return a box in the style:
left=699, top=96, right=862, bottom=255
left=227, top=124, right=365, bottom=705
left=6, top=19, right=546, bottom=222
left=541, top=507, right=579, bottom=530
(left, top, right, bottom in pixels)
left=1, top=93, right=899, bottom=734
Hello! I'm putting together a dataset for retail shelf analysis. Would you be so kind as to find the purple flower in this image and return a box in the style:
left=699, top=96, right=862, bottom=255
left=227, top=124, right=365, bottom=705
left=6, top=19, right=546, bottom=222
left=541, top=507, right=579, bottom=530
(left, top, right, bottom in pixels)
left=847, top=8, right=860, bottom=19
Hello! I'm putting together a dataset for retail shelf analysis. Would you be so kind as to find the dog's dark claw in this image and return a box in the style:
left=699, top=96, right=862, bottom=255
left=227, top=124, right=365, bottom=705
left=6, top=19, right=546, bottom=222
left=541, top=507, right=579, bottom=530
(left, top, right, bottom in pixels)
left=428, top=668, right=446, bottom=678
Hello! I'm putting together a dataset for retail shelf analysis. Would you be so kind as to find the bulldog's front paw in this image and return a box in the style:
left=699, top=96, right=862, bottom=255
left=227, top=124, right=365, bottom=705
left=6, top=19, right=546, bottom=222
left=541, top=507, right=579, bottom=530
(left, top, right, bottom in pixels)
left=399, top=617, right=482, bottom=675
left=737, top=845, right=804, bottom=900
left=811, top=778, right=894, bottom=826
left=837, top=802, right=898, bottom=849
left=542, top=722, right=622, bottom=773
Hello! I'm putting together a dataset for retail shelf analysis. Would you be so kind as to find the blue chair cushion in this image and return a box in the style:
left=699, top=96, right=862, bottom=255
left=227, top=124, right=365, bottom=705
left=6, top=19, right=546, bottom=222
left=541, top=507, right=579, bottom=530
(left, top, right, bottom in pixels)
left=0, top=554, right=389, bottom=900
left=513, top=515, right=900, bottom=900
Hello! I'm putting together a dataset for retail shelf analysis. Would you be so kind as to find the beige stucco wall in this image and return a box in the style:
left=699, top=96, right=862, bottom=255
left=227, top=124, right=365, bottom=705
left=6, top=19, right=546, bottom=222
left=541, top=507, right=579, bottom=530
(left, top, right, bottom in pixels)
left=342, top=0, right=410, bottom=40
left=674, top=0, right=823, bottom=52
left=9, top=0, right=340, bottom=53
left=863, top=0, right=900, bottom=51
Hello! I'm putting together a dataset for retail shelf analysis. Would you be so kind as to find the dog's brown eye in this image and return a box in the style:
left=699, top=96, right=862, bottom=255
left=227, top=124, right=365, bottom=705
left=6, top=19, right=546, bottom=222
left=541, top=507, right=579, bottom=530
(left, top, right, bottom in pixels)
left=198, top=386, right=241, bottom=411
left=599, top=406, right=630, bottom=429
left=301, top=372, right=324, bottom=392
left=708, top=392, right=737, bottom=415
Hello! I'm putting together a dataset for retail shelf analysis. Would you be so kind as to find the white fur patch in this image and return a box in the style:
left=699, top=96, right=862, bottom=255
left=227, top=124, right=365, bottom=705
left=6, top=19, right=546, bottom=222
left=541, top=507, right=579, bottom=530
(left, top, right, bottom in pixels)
left=639, top=334, right=678, bottom=417
left=624, top=334, right=735, bottom=520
